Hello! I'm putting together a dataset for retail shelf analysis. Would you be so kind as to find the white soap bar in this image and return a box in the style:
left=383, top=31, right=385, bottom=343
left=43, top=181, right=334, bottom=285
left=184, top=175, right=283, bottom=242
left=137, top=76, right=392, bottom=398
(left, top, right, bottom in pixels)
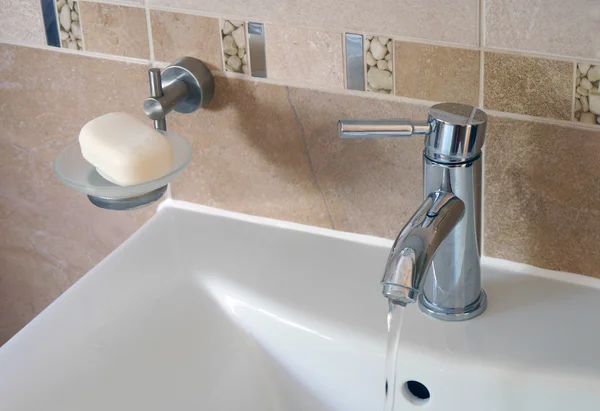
left=79, top=112, right=173, bottom=187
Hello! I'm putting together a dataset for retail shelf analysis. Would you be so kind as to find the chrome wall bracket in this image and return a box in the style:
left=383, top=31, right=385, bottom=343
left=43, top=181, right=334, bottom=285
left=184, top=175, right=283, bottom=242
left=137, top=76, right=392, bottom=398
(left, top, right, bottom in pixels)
left=86, top=56, right=214, bottom=211
left=143, top=56, right=215, bottom=131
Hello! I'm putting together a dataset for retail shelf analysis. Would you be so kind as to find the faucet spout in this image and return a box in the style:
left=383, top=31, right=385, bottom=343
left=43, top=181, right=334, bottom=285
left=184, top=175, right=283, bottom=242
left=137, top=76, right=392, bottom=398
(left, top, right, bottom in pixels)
left=382, top=191, right=464, bottom=306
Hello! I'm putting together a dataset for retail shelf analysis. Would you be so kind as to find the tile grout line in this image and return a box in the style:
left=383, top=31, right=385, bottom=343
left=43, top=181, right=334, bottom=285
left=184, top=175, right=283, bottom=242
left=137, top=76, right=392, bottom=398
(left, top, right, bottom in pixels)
left=478, top=0, right=485, bottom=256
left=84, top=0, right=146, bottom=8
left=478, top=0, right=485, bottom=108
left=285, top=87, right=336, bottom=230
left=218, top=18, right=226, bottom=72
left=478, top=0, right=485, bottom=107
left=78, top=1, right=88, bottom=52
left=479, top=51, right=485, bottom=108
left=341, top=31, right=347, bottom=90
left=244, top=21, right=252, bottom=76
left=571, top=62, right=577, bottom=121
left=144, top=0, right=156, bottom=64
left=363, top=36, right=368, bottom=90
left=0, top=38, right=151, bottom=64
left=391, top=37, right=396, bottom=96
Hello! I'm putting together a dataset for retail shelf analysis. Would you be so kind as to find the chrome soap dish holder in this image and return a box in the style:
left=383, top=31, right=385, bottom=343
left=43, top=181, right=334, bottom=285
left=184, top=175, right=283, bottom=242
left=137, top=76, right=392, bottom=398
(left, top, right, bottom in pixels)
left=53, top=56, right=214, bottom=211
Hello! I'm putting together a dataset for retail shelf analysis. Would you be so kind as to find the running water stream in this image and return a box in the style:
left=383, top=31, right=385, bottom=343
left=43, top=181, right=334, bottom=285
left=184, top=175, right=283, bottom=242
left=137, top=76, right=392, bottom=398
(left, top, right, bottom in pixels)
left=384, top=301, right=405, bottom=411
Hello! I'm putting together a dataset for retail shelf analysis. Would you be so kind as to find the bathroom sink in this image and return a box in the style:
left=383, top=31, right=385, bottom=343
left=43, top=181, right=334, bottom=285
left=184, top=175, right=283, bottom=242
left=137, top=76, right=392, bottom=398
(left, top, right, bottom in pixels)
left=1, top=201, right=600, bottom=410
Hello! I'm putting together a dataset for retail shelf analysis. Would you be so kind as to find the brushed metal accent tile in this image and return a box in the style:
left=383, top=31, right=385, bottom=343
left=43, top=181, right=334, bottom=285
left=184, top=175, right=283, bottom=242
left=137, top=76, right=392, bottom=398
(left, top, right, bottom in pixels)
left=248, top=22, right=266, bottom=78
left=345, top=33, right=364, bottom=91
left=41, top=0, right=60, bottom=47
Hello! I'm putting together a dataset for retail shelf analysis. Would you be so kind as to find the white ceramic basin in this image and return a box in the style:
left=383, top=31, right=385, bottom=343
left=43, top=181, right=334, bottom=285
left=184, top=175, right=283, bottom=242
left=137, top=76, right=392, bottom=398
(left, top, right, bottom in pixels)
left=1, top=200, right=600, bottom=410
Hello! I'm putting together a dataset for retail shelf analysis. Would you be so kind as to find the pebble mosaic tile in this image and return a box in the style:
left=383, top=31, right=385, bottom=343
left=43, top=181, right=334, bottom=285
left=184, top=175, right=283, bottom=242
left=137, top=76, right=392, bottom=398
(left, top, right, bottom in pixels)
left=574, top=63, right=600, bottom=125
left=364, top=36, right=393, bottom=94
left=221, top=19, right=248, bottom=75
left=55, top=0, right=83, bottom=50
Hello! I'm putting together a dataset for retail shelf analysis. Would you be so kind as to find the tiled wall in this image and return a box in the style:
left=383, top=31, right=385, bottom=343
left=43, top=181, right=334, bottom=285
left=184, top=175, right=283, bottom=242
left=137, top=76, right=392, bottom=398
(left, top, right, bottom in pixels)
left=4, top=0, right=596, bottom=126
left=1, top=0, right=600, bottom=343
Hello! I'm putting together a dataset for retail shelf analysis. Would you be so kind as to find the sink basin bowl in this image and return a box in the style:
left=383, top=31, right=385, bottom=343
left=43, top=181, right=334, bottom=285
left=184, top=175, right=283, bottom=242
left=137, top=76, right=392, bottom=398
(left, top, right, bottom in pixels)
left=1, top=200, right=600, bottom=410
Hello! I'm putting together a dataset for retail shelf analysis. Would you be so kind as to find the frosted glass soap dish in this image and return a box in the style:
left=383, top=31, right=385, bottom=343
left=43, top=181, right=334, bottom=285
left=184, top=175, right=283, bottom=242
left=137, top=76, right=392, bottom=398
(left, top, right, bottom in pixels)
left=54, top=56, right=214, bottom=210
left=54, top=131, right=191, bottom=209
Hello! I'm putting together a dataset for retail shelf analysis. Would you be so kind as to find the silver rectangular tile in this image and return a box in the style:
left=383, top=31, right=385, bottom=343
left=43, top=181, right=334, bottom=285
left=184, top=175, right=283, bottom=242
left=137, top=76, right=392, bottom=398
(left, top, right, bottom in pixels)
left=248, top=22, right=266, bottom=78
left=345, top=33, right=364, bottom=91
left=41, top=0, right=60, bottom=47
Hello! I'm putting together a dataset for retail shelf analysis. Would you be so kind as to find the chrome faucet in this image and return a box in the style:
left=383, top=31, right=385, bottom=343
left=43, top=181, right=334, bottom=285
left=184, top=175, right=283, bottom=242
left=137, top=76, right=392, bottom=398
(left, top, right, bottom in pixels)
left=338, top=103, right=488, bottom=321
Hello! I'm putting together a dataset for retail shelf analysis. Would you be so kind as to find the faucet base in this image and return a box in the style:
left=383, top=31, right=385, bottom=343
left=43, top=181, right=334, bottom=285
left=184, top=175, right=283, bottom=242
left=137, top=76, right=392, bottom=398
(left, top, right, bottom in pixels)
left=418, top=290, right=487, bottom=321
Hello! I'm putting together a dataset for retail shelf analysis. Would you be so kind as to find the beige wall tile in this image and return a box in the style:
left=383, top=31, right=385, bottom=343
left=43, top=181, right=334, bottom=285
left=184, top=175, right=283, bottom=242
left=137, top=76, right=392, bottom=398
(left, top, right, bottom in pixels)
left=484, top=52, right=573, bottom=120
left=0, top=44, right=150, bottom=162
left=79, top=2, right=149, bottom=59
left=484, top=116, right=600, bottom=278
left=486, top=0, right=600, bottom=61
left=148, top=0, right=478, bottom=46
left=0, top=44, right=155, bottom=345
left=288, top=88, right=428, bottom=239
left=0, top=0, right=46, bottom=45
left=265, top=25, right=344, bottom=88
left=150, top=10, right=222, bottom=69
left=394, top=42, right=480, bottom=106
left=169, top=77, right=332, bottom=228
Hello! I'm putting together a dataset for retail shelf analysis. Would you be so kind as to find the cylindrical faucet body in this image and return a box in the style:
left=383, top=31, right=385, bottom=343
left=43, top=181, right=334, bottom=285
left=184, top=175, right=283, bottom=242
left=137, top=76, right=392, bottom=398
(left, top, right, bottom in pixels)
left=420, top=155, right=485, bottom=320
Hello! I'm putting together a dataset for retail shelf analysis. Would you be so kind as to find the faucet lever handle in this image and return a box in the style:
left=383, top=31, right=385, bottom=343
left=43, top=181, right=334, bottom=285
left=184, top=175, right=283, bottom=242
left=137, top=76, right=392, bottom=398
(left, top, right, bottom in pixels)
left=338, top=119, right=430, bottom=139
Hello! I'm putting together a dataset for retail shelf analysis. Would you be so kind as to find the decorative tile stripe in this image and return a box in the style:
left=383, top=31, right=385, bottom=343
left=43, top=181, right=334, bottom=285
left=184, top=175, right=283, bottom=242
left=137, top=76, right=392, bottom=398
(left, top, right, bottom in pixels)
left=55, top=0, right=82, bottom=50
left=574, top=63, right=600, bottom=125
left=221, top=20, right=248, bottom=74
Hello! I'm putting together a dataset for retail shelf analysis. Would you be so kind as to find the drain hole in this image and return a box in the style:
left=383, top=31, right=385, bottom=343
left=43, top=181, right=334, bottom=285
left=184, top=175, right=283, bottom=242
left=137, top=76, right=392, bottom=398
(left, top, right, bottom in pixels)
left=402, top=380, right=430, bottom=405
